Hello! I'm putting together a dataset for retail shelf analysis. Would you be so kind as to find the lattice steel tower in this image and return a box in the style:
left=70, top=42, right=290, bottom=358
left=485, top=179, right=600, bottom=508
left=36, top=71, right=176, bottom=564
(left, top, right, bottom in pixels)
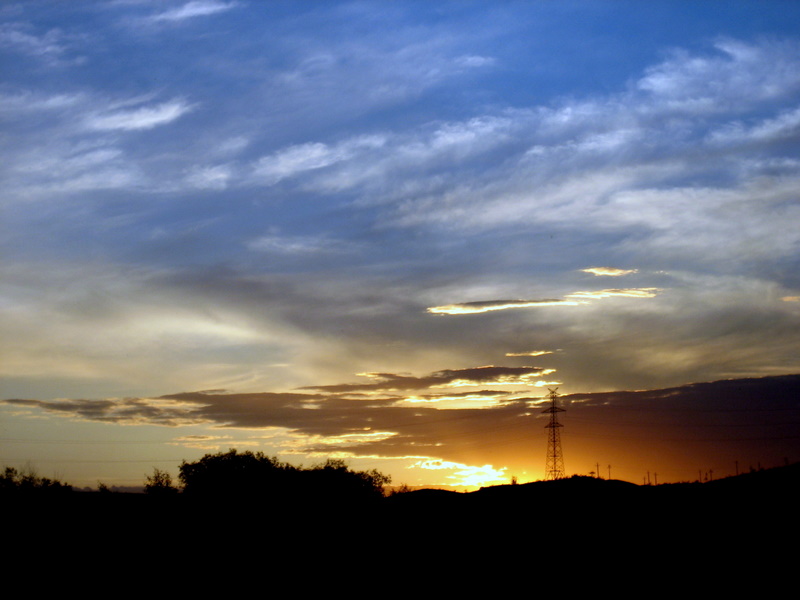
left=543, top=387, right=565, bottom=480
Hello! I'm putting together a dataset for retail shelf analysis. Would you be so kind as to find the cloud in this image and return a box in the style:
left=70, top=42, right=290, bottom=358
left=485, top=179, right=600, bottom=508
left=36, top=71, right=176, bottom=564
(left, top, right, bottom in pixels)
left=0, top=23, right=82, bottom=65
left=251, top=142, right=346, bottom=184
left=454, top=55, right=495, bottom=68
left=313, top=40, right=800, bottom=264
left=566, top=288, right=660, bottom=300
left=246, top=233, right=348, bottom=255
left=146, top=1, right=238, bottom=23
left=411, top=459, right=506, bottom=487
left=0, top=91, right=200, bottom=202
left=0, top=91, right=83, bottom=113
left=706, top=105, right=800, bottom=151
left=293, top=116, right=517, bottom=195
left=428, top=289, right=660, bottom=315
left=396, top=389, right=516, bottom=410
left=636, top=38, right=800, bottom=111
left=261, top=22, right=502, bottom=135
left=3, top=396, right=209, bottom=427
left=250, top=136, right=386, bottom=185
left=185, top=164, right=233, bottom=190
left=427, top=299, right=580, bottom=315
left=6, top=374, right=798, bottom=484
left=85, top=99, right=194, bottom=131
left=301, top=365, right=553, bottom=393
left=2, top=15, right=798, bottom=411
left=581, top=267, right=638, bottom=277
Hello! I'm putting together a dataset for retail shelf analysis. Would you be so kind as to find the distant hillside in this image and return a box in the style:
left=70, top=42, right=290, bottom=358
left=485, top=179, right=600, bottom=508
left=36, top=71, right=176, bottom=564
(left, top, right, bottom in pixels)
left=384, top=462, right=800, bottom=534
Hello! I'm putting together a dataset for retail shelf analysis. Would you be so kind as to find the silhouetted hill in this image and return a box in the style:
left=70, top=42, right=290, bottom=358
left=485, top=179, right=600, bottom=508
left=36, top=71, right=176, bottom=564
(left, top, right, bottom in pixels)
left=6, top=461, right=797, bottom=556
left=383, top=463, right=799, bottom=536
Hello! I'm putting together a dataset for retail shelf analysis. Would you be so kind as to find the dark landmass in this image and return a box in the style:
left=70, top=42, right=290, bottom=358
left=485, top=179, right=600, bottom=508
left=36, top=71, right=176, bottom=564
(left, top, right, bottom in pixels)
left=4, top=462, right=797, bottom=578
left=388, top=463, right=799, bottom=531
left=6, top=462, right=796, bottom=533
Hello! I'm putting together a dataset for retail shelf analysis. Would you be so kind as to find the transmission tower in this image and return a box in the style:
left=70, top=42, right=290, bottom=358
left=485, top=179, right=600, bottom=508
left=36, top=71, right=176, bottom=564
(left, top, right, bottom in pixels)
left=543, top=386, right=565, bottom=480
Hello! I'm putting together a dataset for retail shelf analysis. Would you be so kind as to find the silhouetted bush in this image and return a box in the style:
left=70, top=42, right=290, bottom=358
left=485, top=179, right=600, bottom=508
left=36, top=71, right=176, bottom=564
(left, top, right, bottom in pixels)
left=0, top=466, right=72, bottom=495
left=144, top=468, right=179, bottom=495
left=176, top=449, right=390, bottom=505
left=306, top=458, right=391, bottom=503
left=179, top=449, right=293, bottom=498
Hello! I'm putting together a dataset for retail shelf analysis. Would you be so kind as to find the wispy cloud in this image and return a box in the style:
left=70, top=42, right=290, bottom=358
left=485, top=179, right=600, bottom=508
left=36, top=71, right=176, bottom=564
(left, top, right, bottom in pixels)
left=85, top=99, right=194, bottom=131
left=428, top=289, right=660, bottom=315
left=301, top=365, right=552, bottom=393
left=636, top=38, right=800, bottom=110
left=454, top=54, right=495, bottom=68
left=427, top=299, right=580, bottom=315
left=581, top=267, right=638, bottom=277
left=146, top=1, right=238, bottom=23
left=3, top=362, right=556, bottom=434
left=0, top=23, right=82, bottom=65
left=566, top=288, right=660, bottom=300
left=0, top=91, right=83, bottom=113
left=708, top=106, right=800, bottom=146
left=184, top=164, right=233, bottom=190
left=250, top=136, right=386, bottom=185
left=3, top=396, right=209, bottom=427
left=247, top=233, right=348, bottom=255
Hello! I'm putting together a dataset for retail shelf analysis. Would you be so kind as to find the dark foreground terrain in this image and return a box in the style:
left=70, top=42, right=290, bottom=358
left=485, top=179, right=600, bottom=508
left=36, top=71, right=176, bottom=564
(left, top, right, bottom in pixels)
left=7, top=462, right=797, bottom=533
left=4, top=463, right=797, bottom=583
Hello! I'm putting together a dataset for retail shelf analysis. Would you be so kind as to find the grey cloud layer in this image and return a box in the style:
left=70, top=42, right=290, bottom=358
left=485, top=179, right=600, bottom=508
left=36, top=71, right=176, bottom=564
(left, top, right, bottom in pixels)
left=6, top=374, right=797, bottom=477
left=300, top=366, right=550, bottom=393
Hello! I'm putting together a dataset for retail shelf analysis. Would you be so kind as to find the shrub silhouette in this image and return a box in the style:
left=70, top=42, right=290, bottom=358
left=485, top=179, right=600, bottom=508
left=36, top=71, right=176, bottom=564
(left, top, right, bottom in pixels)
left=144, top=468, right=179, bottom=495
left=306, top=458, right=391, bottom=503
left=177, top=449, right=389, bottom=505
left=179, top=449, right=291, bottom=497
left=0, top=466, right=72, bottom=496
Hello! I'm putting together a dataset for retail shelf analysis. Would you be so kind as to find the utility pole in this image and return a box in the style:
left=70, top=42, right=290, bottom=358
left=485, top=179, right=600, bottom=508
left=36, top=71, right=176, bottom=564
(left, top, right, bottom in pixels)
left=543, top=387, right=565, bottom=480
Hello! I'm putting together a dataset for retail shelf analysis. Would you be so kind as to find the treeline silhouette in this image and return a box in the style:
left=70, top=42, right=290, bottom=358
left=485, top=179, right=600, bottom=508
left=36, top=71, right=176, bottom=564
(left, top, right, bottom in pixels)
left=4, top=456, right=797, bottom=559
left=2, top=449, right=391, bottom=506
left=145, top=449, right=391, bottom=505
left=5, top=453, right=798, bottom=539
left=5, top=453, right=798, bottom=511
left=1, top=465, right=73, bottom=496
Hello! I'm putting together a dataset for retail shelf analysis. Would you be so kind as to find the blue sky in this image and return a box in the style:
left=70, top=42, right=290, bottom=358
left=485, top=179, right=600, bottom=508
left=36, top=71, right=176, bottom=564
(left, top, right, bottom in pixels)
left=2, top=1, right=799, bottom=488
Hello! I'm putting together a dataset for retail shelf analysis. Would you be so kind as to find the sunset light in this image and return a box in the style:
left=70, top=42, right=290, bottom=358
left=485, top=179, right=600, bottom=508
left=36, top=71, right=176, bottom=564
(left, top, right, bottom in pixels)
left=2, top=1, right=799, bottom=494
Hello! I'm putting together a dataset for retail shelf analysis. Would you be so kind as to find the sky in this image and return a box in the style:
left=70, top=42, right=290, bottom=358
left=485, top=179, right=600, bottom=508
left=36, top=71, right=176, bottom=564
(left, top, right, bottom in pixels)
left=2, top=0, right=799, bottom=490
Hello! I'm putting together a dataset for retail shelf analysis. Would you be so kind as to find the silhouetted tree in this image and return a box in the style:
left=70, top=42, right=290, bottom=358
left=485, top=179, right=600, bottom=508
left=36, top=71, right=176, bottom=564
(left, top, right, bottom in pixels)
left=0, top=466, right=72, bottom=495
left=145, top=468, right=179, bottom=495
left=177, top=450, right=390, bottom=505
left=389, top=483, right=412, bottom=496
left=307, top=458, right=391, bottom=503
left=178, top=449, right=294, bottom=498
